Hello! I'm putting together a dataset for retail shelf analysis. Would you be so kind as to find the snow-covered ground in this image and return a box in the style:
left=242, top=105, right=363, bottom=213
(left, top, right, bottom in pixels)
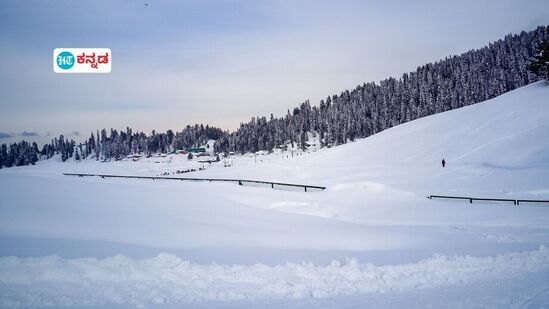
left=1, top=81, right=549, bottom=308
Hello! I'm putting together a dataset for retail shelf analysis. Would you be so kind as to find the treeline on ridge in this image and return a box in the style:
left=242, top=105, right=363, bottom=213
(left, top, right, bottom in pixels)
left=0, top=25, right=548, bottom=168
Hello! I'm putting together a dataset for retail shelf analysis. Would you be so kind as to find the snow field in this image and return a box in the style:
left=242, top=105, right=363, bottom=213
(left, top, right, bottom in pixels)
left=1, top=82, right=549, bottom=307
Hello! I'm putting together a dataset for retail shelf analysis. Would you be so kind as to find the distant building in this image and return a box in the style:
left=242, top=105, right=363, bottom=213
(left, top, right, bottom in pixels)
left=186, top=147, right=206, bottom=153
left=126, top=154, right=142, bottom=161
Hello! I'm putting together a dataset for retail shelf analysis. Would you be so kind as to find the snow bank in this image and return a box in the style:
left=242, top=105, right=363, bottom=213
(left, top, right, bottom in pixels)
left=1, top=246, right=548, bottom=308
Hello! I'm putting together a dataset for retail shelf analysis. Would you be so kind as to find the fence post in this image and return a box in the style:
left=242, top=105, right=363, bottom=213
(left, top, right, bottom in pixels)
left=469, top=198, right=473, bottom=204
left=305, top=186, right=308, bottom=192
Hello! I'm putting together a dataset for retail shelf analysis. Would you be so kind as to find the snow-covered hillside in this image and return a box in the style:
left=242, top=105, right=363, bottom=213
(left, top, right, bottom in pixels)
left=1, top=82, right=548, bottom=308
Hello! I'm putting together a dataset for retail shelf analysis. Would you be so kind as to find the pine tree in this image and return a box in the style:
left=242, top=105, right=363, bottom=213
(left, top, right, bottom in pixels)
left=528, top=40, right=549, bottom=80
left=95, top=130, right=100, bottom=160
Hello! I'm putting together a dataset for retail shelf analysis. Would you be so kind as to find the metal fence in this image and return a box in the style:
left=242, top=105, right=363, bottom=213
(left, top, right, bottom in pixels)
left=63, top=173, right=326, bottom=192
left=428, top=195, right=549, bottom=206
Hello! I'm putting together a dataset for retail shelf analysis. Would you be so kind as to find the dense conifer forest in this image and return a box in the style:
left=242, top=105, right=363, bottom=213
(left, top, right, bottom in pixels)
left=1, top=25, right=547, bottom=168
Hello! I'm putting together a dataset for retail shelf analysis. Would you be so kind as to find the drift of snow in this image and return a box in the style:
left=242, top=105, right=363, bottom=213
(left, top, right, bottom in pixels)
left=1, top=246, right=549, bottom=308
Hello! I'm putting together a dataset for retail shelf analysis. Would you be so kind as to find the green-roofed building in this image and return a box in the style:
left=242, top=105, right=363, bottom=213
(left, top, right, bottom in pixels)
left=186, top=147, right=207, bottom=153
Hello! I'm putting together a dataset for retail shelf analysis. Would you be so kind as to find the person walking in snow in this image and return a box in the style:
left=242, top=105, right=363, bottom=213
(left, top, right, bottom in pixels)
left=442, top=159, right=446, bottom=168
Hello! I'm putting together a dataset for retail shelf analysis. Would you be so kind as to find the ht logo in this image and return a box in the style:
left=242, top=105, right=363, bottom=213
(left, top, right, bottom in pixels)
left=56, top=51, right=75, bottom=70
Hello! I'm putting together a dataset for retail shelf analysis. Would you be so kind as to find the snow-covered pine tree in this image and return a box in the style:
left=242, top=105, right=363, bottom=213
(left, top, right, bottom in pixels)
left=528, top=40, right=549, bottom=80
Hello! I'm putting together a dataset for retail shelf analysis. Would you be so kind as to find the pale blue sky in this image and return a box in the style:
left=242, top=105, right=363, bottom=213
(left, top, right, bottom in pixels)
left=1, top=0, right=548, bottom=145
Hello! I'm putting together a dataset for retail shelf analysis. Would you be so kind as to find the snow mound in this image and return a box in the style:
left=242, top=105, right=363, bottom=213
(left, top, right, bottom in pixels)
left=1, top=246, right=548, bottom=308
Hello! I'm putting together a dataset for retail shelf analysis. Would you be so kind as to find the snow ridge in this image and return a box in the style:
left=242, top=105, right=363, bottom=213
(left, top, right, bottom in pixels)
left=1, top=246, right=548, bottom=308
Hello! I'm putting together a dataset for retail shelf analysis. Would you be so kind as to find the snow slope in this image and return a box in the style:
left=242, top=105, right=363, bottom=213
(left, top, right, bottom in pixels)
left=0, top=81, right=549, bottom=307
